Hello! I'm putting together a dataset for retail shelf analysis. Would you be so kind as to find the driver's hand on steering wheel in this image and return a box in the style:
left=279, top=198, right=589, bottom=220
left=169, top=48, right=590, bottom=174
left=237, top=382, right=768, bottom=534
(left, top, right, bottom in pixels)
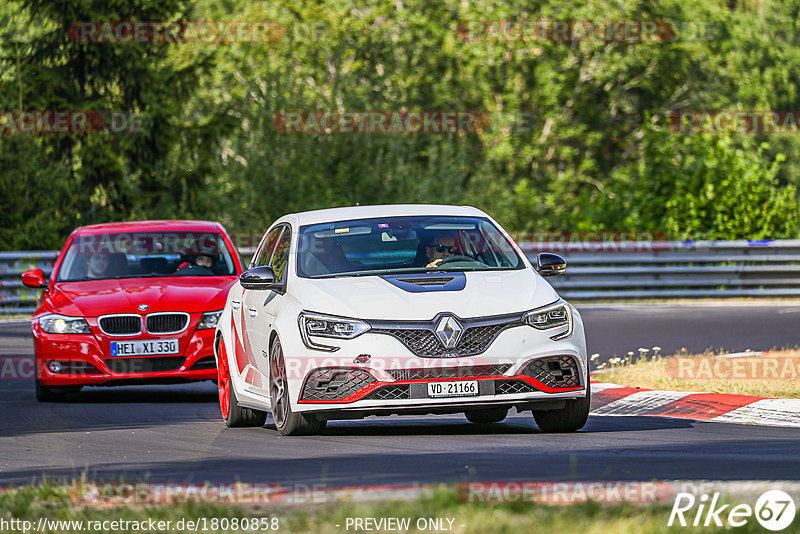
left=425, top=239, right=457, bottom=268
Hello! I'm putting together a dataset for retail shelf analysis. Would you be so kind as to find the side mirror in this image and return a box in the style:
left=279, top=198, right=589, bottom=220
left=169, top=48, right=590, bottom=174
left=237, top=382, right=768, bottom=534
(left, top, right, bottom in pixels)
left=239, top=266, right=283, bottom=291
left=536, top=253, right=566, bottom=277
left=22, top=268, right=48, bottom=288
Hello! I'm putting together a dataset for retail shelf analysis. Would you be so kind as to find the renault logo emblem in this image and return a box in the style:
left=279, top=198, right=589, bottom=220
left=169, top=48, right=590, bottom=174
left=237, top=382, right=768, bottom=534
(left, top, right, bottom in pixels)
left=435, top=315, right=463, bottom=349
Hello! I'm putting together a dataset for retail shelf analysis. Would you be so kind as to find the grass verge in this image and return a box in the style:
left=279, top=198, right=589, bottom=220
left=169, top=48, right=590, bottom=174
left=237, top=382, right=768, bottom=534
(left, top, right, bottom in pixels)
left=0, top=313, right=32, bottom=320
left=598, top=350, right=800, bottom=398
left=0, top=483, right=773, bottom=534
left=575, top=297, right=800, bottom=305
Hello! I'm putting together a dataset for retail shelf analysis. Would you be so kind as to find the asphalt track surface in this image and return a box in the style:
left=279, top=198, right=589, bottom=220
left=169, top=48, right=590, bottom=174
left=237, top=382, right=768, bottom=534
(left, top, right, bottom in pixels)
left=1, top=302, right=799, bottom=487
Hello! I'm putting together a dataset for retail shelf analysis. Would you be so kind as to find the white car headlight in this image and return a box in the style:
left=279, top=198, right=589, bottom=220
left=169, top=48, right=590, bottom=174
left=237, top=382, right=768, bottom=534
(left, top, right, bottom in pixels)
left=298, top=311, right=371, bottom=352
left=522, top=299, right=573, bottom=341
left=40, top=314, right=91, bottom=334
left=197, top=310, right=223, bottom=330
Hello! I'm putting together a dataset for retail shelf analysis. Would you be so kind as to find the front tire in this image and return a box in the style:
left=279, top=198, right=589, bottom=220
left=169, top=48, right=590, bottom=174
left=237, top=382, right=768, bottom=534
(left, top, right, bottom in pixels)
left=533, top=382, right=591, bottom=433
left=35, top=377, right=80, bottom=402
left=270, top=337, right=325, bottom=436
left=217, top=338, right=267, bottom=428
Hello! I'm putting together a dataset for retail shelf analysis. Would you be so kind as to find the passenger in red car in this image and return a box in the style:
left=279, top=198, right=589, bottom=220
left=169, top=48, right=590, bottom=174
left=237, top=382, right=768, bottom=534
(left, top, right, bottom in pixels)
left=177, top=253, right=214, bottom=272
left=194, top=253, right=213, bottom=268
left=86, top=254, right=110, bottom=279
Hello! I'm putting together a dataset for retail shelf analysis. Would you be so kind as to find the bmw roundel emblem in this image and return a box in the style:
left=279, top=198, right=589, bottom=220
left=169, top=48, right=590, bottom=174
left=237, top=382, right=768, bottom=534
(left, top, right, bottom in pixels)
left=138, top=304, right=150, bottom=311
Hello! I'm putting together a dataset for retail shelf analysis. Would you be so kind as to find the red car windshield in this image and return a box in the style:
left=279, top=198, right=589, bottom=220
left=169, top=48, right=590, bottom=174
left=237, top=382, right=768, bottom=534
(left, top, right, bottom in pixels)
left=56, top=231, right=237, bottom=281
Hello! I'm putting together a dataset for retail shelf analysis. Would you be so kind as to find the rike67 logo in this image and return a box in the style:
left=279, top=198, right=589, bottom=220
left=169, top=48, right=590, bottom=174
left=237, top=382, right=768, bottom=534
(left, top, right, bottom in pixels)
left=669, top=490, right=796, bottom=531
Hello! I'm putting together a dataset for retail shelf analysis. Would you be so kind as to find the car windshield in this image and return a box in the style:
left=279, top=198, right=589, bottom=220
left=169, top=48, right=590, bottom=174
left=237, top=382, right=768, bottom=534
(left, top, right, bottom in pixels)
left=296, top=215, right=524, bottom=278
left=57, top=231, right=237, bottom=281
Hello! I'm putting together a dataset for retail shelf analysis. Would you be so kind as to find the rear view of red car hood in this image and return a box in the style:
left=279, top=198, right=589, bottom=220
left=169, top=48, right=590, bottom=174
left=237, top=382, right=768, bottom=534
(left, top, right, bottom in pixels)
left=47, top=277, right=236, bottom=317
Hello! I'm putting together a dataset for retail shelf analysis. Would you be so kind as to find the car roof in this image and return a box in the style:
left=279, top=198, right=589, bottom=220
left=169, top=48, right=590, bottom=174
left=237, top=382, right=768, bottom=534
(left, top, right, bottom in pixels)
left=75, top=220, right=224, bottom=234
left=284, top=204, right=488, bottom=227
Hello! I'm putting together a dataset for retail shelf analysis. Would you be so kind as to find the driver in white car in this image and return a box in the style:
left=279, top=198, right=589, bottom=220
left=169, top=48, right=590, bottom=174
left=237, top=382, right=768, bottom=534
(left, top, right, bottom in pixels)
left=424, top=232, right=458, bottom=268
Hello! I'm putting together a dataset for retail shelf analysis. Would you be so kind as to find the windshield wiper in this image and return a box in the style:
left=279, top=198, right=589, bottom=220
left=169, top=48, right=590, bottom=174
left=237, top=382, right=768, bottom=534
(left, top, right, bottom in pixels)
left=319, top=267, right=479, bottom=279
left=108, top=274, right=166, bottom=279
left=63, top=274, right=175, bottom=282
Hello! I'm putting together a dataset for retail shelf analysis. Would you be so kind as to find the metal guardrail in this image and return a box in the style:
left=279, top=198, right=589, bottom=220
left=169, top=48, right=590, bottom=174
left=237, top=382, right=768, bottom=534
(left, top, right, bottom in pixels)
left=0, top=251, right=58, bottom=314
left=3, top=240, right=800, bottom=314
left=525, top=239, right=800, bottom=299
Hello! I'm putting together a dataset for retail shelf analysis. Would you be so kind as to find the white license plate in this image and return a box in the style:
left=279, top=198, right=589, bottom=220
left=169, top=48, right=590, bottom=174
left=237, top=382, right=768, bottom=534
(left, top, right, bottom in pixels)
left=110, top=339, right=179, bottom=357
left=427, top=380, right=479, bottom=398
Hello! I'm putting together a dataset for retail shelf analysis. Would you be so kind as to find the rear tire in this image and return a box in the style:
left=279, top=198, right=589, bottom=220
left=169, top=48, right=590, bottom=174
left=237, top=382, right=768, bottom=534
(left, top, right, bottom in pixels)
left=270, top=337, right=325, bottom=436
left=35, top=377, right=80, bottom=402
left=465, top=407, right=508, bottom=424
left=533, top=382, right=591, bottom=433
left=217, top=338, right=267, bottom=428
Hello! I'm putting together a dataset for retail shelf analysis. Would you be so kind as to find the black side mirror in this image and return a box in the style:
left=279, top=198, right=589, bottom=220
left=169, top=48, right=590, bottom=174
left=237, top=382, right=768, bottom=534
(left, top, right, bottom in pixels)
left=239, top=266, right=283, bottom=291
left=536, top=253, right=566, bottom=277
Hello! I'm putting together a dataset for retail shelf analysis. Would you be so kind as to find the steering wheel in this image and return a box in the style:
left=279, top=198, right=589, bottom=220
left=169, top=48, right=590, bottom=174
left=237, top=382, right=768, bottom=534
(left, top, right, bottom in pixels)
left=174, top=264, right=214, bottom=275
left=436, top=255, right=476, bottom=265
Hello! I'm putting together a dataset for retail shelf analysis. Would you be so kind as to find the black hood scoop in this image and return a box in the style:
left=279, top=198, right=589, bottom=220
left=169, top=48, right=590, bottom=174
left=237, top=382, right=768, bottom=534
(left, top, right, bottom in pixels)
left=379, top=272, right=466, bottom=293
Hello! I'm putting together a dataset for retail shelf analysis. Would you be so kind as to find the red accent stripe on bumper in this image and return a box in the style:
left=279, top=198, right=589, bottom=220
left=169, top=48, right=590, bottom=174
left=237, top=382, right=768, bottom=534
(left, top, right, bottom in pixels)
left=298, top=374, right=584, bottom=404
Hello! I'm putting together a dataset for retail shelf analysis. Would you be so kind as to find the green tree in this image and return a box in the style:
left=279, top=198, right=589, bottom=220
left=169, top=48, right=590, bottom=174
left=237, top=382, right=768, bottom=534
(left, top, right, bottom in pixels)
left=4, top=0, right=800, bottom=249
left=0, top=0, right=227, bottom=248
left=619, top=120, right=798, bottom=239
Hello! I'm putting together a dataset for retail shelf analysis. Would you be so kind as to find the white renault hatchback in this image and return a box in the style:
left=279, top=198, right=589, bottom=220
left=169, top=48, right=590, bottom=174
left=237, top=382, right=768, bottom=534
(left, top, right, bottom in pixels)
left=215, top=205, right=589, bottom=435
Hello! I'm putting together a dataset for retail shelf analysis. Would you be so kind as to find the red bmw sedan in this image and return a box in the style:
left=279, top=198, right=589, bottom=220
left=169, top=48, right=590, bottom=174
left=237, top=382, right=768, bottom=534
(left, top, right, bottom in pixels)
left=21, top=220, right=244, bottom=401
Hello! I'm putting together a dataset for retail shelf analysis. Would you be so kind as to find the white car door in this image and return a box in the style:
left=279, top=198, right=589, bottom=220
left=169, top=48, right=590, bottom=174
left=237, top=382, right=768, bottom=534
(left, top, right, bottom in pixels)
left=243, top=224, right=290, bottom=390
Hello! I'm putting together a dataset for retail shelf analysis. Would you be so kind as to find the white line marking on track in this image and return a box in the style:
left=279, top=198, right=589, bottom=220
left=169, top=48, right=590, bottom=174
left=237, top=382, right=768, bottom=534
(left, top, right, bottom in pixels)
left=590, top=382, right=626, bottom=393
left=712, top=398, right=800, bottom=428
left=592, top=390, right=693, bottom=415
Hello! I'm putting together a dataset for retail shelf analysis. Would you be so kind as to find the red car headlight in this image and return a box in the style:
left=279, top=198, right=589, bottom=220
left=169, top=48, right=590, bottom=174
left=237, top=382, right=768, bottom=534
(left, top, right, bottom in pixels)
left=197, top=310, right=223, bottom=330
left=40, top=314, right=91, bottom=334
